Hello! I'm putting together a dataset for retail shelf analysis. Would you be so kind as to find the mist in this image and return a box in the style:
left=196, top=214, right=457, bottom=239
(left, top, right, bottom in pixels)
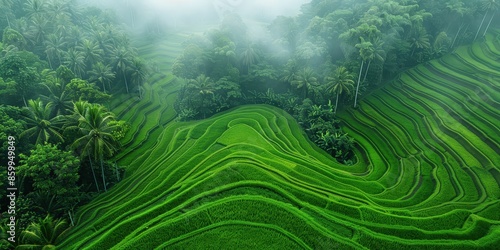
left=81, top=0, right=310, bottom=33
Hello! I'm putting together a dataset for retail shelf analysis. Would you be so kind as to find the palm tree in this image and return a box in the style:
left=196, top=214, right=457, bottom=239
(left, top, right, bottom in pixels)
left=18, top=215, right=70, bottom=249
left=112, top=47, right=132, bottom=93
left=240, top=44, right=259, bottom=73
left=28, top=14, right=50, bottom=46
left=65, top=26, right=84, bottom=47
left=92, top=30, right=113, bottom=56
left=363, top=37, right=385, bottom=82
left=325, top=66, right=354, bottom=113
left=0, top=0, right=14, bottom=28
left=20, top=99, right=64, bottom=145
left=480, top=0, right=500, bottom=38
left=23, top=0, right=47, bottom=17
left=88, top=62, right=115, bottom=93
left=63, top=48, right=85, bottom=78
left=64, top=101, right=99, bottom=192
left=129, top=58, right=148, bottom=92
left=40, top=80, right=72, bottom=116
left=409, top=27, right=430, bottom=56
left=44, top=33, right=67, bottom=68
left=72, top=103, right=119, bottom=192
left=281, top=60, right=298, bottom=84
left=354, top=37, right=374, bottom=108
left=47, top=0, right=71, bottom=22
left=77, top=39, right=103, bottom=70
left=291, top=67, right=318, bottom=99
left=188, top=74, right=216, bottom=95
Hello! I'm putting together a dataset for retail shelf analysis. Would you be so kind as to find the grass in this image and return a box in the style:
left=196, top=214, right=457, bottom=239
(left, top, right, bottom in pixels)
left=59, top=30, right=500, bottom=249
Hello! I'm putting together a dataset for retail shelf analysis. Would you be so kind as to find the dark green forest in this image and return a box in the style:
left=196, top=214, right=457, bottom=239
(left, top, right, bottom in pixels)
left=0, top=0, right=499, bottom=249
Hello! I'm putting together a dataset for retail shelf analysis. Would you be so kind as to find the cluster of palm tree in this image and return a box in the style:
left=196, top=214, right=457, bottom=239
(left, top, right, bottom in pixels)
left=21, top=98, right=121, bottom=192
left=1, top=0, right=148, bottom=95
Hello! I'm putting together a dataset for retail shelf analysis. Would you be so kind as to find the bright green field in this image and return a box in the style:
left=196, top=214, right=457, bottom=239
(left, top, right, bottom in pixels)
left=59, top=31, right=500, bottom=249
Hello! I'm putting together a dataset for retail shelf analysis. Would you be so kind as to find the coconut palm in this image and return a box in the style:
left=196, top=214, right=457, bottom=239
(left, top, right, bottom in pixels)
left=354, top=37, right=374, bottom=108
left=44, top=33, right=67, bottom=68
left=363, top=37, right=385, bottom=82
left=240, top=44, right=259, bottom=73
left=63, top=48, right=85, bottom=78
left=0, top=0, right=14, bottom=28
left=63, top=101, right=99, bottom=192
left=65, top=26, right=84, bottom=47
left=129, top=58, right=148, bottom=90
left=23, top=0, right=48, bottom=19
left=28, top=14, right=50, bottom=46
left=188, top=74, right=216, bottom=95
left=291, top=67, right=319, bottom=99
left=18, top=215, right=70, bottom=249
left=71, top=103, right=119, bottom=192
left=112, top=47, right=132, bottom=93
left=480, top=0, right=500, bottom=38
left=325, top=66, right=354, bottom=113
left=20, top=99, right=64, bottom=145
left=92, top=30, right=114, bottom=56
left=40, top=80, right=72, bottom=116
left=88, top=62, right=115, bottom=93
left=409, top=27, right=430, bottom=56
left=77, top=39, right=103, bottom=70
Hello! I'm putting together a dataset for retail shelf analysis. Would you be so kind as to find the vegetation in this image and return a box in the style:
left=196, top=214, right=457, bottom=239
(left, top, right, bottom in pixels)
left=0, top=1, right=147, bottom=248
left=1, top=0, right=499, bottom=249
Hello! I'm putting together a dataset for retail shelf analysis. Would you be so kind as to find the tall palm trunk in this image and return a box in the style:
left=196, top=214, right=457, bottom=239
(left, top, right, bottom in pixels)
left=362, top=60, right=372, bottom=82
left=101, top=157, right=107, bottom=192
left=482, top=11, right=496, bottom=37
left=475, top=10, right=488, bottom=40
left=451, top=23, right=465, bottom=48
left=354, top=60, right=364, bottom=108
left=122, top=69, right=129, bottom=93
left=46, top=52, right=53, bottom=69
left=89, top=155, right=100, bottom=192
left=101, top=80, right=107, bottom=93
left=334, top=94, right=339, bottom=114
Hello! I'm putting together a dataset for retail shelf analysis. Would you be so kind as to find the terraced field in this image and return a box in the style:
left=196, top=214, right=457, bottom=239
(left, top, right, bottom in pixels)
left=60, top=32, right=500, bottom=249
left=106, top=31, right=190, bottom=165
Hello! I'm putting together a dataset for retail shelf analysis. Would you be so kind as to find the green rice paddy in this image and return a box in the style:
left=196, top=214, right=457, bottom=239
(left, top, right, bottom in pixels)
left=59, top=31, right=500, bottom=249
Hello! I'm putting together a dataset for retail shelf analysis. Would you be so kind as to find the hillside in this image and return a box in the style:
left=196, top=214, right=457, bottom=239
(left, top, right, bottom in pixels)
left=59, top=31, right=500, bottom=249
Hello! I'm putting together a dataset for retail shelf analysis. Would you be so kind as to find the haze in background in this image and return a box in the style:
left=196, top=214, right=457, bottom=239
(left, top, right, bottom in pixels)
left=81, top=0, right=310, bottom=32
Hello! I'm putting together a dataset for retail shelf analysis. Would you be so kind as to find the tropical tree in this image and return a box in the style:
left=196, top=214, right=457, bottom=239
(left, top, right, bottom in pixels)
left=112, top=47, right=132, bottom=93
left=291, top=67, right=319, bottom=99
left=240, top=44, right=259, bottom=73
left=188, top=74, right=216, bottom=95
left=92, top=30, right=113, bottom=56
left=77, top=39, right=103, bottom=70
left=479, top=0, right=500, bottom=38
left=129, top=58, right=148, bottom=96
left=353, top=37, right=374, bottom=108
left=44, top=33, right=67, bottom=68
left=409, top=27, right=430, bottom=56
left=18, top=215, right=70, bottom=249
left=63, top=48, right=85, bottom=78
left=40, top=79, right=72, bottom=116
left=0, top=0, right=14, bottom=28
left=23, top=0, right=48, bottom=19
left=20, top=99, right=64, bottom=145
left=71, top=102, right=120, bottom=192
left=325, top=66, right=354, bottom=113
left=363, top=37, right=385, bottom=82
left=0, top=53, right=39, bottom=106
left=88, top=62, right=115, bottom=93
left=18, top=143, right=80, bottom=216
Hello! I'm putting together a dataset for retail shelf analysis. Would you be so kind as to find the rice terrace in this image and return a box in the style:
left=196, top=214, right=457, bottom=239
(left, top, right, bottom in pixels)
left=0, top=0, right=499, bottom=249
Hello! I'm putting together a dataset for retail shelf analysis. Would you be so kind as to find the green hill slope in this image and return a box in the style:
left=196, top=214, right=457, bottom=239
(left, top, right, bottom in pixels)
left=60, top=32, right=500, bottom=249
